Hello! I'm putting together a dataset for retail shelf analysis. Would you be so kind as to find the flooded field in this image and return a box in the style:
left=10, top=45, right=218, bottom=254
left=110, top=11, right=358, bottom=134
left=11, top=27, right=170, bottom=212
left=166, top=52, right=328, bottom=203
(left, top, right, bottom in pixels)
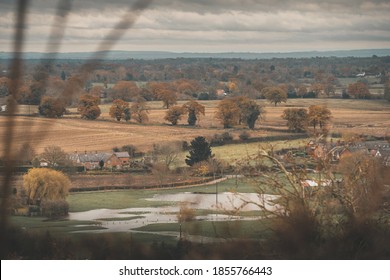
left=68, top=192, right=280, bottom=235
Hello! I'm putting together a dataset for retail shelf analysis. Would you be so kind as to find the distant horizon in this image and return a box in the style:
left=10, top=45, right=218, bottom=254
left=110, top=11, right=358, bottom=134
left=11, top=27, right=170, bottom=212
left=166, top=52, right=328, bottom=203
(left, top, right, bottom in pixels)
left=1, top=48, right=389, bottom=61
left=1, top=47, right=390, bottom=54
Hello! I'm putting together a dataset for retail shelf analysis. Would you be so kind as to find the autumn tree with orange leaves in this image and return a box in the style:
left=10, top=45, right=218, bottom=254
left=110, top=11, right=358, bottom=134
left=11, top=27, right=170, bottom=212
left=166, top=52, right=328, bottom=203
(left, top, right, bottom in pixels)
left=112, top=81, right=139, bottom=101
left=131, top=99, right=149, bottom=123
left=38, top=96, right=66, bottom=118
left=215, top=99, right=240, bottom=128
left=262, top=86, right=287, bottom=106
left=307, top=105, right=332, bottom=132
left=109, top=99, right=129, bottom=121
left=158, top=89, right=177, bottom=109
left=183, top=100, right=205, bottom=126
left=348, top=82, right=371, bottom=99
left=164, top=105, right=185, bottom=125
left=78, top=94, right=101, bottom=120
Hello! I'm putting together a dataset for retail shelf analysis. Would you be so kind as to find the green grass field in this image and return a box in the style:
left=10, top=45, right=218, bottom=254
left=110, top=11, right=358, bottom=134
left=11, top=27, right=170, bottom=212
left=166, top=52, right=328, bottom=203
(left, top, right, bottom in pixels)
left=9, top=216, right=104, bottom=236
left=134, top=219, right=272, bottom=240
left=67, top=178, right=259, bottom=212
left=212, top=139, right=308, bottom=162
left=9, top=177, right=267, bottom=240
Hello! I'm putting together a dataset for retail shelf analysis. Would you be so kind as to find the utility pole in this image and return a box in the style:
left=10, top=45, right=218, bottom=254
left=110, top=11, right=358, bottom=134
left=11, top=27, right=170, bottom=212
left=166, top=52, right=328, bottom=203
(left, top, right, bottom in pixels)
left=216, top=181, right=218, bottom=206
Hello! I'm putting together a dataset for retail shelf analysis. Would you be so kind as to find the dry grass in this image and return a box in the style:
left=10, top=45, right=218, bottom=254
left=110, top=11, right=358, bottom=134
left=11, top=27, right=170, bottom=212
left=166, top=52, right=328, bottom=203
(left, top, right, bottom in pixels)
left=263, top=99, right=390, bottom=137
left=0, top=115, right=223, bottom=155
left=1, top=99, right=389, bottom=156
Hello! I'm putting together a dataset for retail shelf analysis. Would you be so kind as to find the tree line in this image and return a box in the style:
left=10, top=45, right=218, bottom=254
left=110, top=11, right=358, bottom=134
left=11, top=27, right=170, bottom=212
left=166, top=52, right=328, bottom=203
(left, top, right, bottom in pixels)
left=1, top=54, right=389, bottom=111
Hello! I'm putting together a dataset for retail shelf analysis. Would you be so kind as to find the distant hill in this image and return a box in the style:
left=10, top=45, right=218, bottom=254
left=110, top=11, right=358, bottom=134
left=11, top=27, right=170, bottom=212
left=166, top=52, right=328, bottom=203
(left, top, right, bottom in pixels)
left=1, top=49, right=389, bottom=60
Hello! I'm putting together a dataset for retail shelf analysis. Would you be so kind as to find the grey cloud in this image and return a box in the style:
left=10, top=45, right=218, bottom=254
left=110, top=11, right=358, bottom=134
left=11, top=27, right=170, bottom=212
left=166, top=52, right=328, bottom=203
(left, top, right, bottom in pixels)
left=3, top=0, right=390, bottom=15
left=1, top=0, right=390, bottom=52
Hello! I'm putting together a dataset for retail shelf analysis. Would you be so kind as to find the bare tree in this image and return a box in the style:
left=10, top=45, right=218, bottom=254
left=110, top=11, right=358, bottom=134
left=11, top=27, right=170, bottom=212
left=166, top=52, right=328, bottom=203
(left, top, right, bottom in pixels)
left=40, top=145, right=71, bottom=167
left=153, top=142, right=182, bottom=169
left=238, top=145, right=388, bottom=258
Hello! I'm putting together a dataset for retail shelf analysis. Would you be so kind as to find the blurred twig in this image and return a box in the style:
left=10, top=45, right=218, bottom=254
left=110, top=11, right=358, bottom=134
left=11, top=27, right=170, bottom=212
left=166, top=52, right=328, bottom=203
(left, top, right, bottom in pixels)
left=1, top=0, right=30, bottom=248
left=0, top=0, right=153, bottom=255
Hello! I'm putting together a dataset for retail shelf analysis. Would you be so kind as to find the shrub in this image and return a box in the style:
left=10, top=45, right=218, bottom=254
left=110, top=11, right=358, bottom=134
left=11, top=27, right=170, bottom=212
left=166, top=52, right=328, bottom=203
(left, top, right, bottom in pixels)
left=304, top=91, right=317, bottom=98
left=177, top=204, right=195, bottom=222
left=40, top=200, right=69, bottom=218
left=197, top=92, right=209, bottom=100
left=210, top=132, right=233, bottom=146
left=330, top=132, right=342, bottom=138
left=210, top=134, right=224, bottom=146
left=182, top=141, right=190, bottom=151
left=121, top=145, right=137, bottom=157
left=221, top=132, right=233, bottom=142
left=341, top=89, right=350, bottom=99
left=239, top=131, right=251, bottom=141
left=191, top=161, right=210, bottom=176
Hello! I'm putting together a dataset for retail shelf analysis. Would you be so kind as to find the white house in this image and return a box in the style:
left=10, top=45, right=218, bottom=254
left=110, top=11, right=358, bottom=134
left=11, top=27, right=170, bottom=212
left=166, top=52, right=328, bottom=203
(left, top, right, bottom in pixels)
left=356, top=72, right=365, bottom=77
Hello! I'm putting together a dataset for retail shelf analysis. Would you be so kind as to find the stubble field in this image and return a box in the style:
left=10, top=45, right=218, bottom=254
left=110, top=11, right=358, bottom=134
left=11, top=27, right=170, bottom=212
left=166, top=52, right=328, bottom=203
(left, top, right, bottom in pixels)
left=1, top=99, right=389, bottom=156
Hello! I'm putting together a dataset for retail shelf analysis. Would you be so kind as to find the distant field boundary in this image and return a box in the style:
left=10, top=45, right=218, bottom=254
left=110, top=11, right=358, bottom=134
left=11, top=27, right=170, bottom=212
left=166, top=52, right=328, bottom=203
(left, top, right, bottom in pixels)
left=210, top=133, right=309, bottom=147
left=69, top=175, right=222, bottom=192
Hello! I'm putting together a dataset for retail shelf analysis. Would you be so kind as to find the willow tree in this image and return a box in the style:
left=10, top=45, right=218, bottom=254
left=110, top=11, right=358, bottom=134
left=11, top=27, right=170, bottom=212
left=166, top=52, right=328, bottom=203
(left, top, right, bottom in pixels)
left=23, top=168, right=70, bottom=204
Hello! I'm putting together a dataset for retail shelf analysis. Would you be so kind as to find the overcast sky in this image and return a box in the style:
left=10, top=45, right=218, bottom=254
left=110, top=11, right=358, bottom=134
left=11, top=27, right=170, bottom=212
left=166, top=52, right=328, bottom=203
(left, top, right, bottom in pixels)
left=1, top=0, right=390, bottom=53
